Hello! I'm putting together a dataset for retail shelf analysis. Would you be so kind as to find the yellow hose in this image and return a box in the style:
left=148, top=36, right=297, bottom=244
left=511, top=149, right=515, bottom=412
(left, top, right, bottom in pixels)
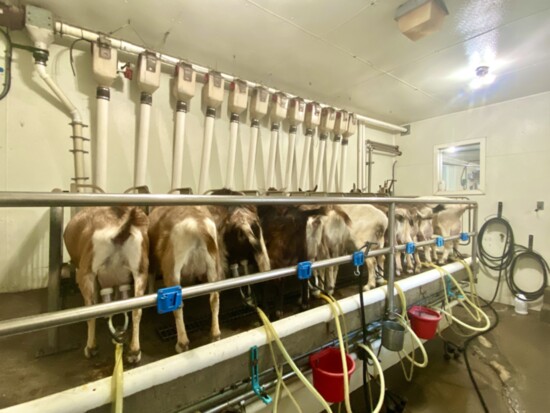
left=425, top=262, right=491, bottom=332
left=319, top=294, right=352, bottom=413
left=357, top=343, right=385, bottom=413
left=111, top=342, right=123, bottom=413
left=256, top=308, right=333, bottom=413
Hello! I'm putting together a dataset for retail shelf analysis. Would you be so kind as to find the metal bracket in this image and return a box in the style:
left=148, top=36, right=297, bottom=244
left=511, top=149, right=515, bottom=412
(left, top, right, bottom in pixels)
left=250, top=346, right=272, bottom=405
left=436, top=236, right=444, bottom=247
left=405, top=242, right=416, bottom=254
left=297, top=261, right=312, bottom=280
left=157, top=286, right=183, bottom=314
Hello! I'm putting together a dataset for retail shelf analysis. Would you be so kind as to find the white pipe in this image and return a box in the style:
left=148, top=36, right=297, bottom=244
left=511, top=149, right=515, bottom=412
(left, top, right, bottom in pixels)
left=54, top=22, right=407, bottom=134
left=358, top=124, right=365, bottom=191
left=313, top=135, right=327, bottom=190
left=266, top=125, right=279, bottom=189
left=275, top=130, right=284, bottom=189
left=134, top=97, right=152, bottom=187
left=298, top=130, right=313, bottom=191
left=4, top=259, right=470, bottom=413
left=171, top=102, right=187, bottom=190
left=338, top=138, right=349, bottom=192
left=94, top=90, right=109, bottom=191
left=198, top=109, right=216, bottom=194
left=245, top=121, right=260, bottom=189
left=283, top=127, right=297, bottom=190
left=327, top=136, right=341, bottom=192
left=35, top=63, right=86, bottom=191
left=225, top=115, right=240, bottom=189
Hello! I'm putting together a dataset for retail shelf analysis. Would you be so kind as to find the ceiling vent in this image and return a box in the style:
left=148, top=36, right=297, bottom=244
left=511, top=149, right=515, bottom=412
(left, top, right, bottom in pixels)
left=395, top=0, right=449, bottom=41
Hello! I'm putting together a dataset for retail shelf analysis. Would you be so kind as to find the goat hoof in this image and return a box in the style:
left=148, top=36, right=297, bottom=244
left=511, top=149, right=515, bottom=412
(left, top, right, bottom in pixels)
left=84, top=345, right=99, bottom=359
left=175, top=341, right=189, bottom=353
left=211, top=334, right=221, bottom=342
left=126, top=350, right=141, bottom=364
left=311, top=289, right=321, bottom=298
left=406, top=268, right=413, bottom=274
left=274, top=310, right=284, bottom=320
left=414, top=266, right=422, bottom=274
left=438, top=259, right=445, bottom=265
left=376, top=278, right=387, bottom=286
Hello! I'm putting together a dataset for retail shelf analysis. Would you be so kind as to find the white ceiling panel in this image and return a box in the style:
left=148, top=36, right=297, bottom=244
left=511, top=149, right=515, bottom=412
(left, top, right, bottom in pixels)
left=337, top=73, right=445, bottom=125
left=17, top=0, right=550, bottom=124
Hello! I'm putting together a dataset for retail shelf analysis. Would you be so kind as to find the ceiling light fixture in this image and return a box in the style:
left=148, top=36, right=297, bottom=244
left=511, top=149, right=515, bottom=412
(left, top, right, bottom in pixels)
left=395, top=0, right=449, bottom=41
left=470, top=65, right=495, bottom=90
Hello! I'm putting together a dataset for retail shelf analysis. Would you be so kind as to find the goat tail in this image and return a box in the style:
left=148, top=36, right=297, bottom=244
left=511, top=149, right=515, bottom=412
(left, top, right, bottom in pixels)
left=112, top=208, right=139, bottom=245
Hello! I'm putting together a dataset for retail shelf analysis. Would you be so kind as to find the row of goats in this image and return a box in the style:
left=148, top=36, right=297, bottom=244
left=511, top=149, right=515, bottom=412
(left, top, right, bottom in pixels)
left=63, top=191, right=469, bottom=363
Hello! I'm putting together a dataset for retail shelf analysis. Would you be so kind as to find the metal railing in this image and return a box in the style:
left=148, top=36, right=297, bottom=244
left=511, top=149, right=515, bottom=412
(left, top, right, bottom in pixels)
left=0, top=192, right=478, bottom=340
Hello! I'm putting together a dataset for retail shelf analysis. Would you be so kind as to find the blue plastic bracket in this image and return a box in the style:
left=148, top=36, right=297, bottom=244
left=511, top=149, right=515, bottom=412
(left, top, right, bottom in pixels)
left=436, top=236, right=444, bottom=247
left=353, top=251, right=365, bottom=267
left=405, top=242, right=416, bottom=254
left=250, top=346, right=272, bottom=405
left=445, top=274, right=463, bottom=300
left=297, top=261, right=312, bottom=280
left=156, top=286, right=183, bottom=314
left=460, top=232, right=470, bottom=242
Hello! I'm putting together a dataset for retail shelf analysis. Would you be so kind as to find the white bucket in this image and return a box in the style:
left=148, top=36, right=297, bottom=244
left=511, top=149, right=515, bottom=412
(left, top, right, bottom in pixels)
left=514, top=294, right=528, bottom=315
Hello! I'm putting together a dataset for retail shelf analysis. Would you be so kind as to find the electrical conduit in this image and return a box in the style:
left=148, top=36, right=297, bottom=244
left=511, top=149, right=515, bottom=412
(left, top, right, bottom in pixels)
left=313, top=133, right=328, bottom=191
left=245, top=120, right=260, bottom=189
left=328, top=135, right=341, bottom=192
left=171, top=101, right=188, bottom=190
left=283, top=125, right=297, bottom=191
left=298, top=128, right=314, bottom=191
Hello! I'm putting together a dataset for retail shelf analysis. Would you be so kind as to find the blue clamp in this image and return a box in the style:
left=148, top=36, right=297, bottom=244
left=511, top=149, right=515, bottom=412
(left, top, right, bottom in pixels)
left=460, top=232, right=470, bottom=242
left=297, top=261, right=312, bottom=280
left=353, top=251, right=365, bottom=267
left=250, top=346, right=272, bottom=405
left=445, top=275, right=463, bottom=300
left=436, top=236, right=444, bottom=247
left=406, top=242, right=416, bottom=254
left=157, top=286, right=183, bottom=314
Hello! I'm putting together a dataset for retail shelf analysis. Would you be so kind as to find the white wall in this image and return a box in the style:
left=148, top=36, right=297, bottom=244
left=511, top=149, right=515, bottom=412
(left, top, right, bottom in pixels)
left=0, top=32, right=395, bottom=292
left=395, top=91, right=550, bottom=310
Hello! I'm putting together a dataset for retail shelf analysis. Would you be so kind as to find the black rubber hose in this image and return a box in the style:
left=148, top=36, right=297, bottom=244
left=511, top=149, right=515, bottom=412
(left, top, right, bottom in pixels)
left=462, top=297, right=499, bottom=413
left=507, top=247, right=549, bottom=301
left=0, top=28, right=12, bottom=101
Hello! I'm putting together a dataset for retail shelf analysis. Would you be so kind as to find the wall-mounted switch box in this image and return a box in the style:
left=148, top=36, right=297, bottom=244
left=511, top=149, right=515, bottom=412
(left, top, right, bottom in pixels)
left=536, top=201, right=544, bottom=211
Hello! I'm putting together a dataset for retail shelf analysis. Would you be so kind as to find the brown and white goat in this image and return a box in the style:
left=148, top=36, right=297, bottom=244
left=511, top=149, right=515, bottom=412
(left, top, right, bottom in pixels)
left=148, top=206, right=223, bottom=353
left=207, top=189, right=271, bottom=275
left=304, top=205, right=355, bottom=295
left=432, top=203, right=469, bottom=264
left=339, top=204, right=388, bottom=289
left=64, top=206, right=149, bottom=363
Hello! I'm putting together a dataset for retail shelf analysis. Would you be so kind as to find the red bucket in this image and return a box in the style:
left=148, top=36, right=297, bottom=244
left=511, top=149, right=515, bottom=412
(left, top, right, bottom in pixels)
left=408, top=305, right=442, bottom=339
left=309, top=347, right=356, bottom=403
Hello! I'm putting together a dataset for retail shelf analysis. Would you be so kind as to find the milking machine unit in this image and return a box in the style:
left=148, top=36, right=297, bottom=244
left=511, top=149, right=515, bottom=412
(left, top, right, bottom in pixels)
left=266, top=92, right=288, bottom=189
left=328, top=110, right=349, bottom=192
left=299, top=102, right=321, bottom=191
left=245, top=86, right=270, bottom=190
left=314, top=107, right=336, bottom=191
left=284, top=97, right=306, bottom=191
left=134, top=51, right=161, bottom=188
left=171, top=62, right=196, bottom=192
left=226, top=79, right=249, bottom=189
left=339, top=113, right=357, bottom=192
left=91, top=36, right=117, bottom=193
left=198, top=71, right=224, bottom=194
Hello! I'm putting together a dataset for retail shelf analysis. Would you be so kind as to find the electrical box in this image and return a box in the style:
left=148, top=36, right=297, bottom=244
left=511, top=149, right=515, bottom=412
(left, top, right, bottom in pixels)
left=305, top=102, right=321, bottom=129
left=202, top=71, right=224, bottom=109
left=334, top=110, right=349, bottom=135
left=172, top=62, right=196, bottom=102
left=137, top=51, right=161, bottom=94
left=320, top=107, right=336, bottom=132
left=250, top=87, right=269, bottom=120
left=270, top=92, right=289, bottom=123
left=288, top=98, right=306, bottom=125
left=345, top=113, right=357, bottom=137
left=92, top=37, right=118, bottom=88
left=228, top=79, right=249, bottom=114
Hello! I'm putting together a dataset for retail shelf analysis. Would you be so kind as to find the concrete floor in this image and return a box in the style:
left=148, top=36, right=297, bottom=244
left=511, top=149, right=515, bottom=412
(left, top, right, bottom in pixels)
left=349, top=303, right=550, bottom=413
left=1, top=287, right=549, bottom=412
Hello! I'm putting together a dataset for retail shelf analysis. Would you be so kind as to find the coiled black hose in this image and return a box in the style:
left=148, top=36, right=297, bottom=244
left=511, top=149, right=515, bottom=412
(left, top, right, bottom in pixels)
left=507, top=246, right=549, bottom=301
